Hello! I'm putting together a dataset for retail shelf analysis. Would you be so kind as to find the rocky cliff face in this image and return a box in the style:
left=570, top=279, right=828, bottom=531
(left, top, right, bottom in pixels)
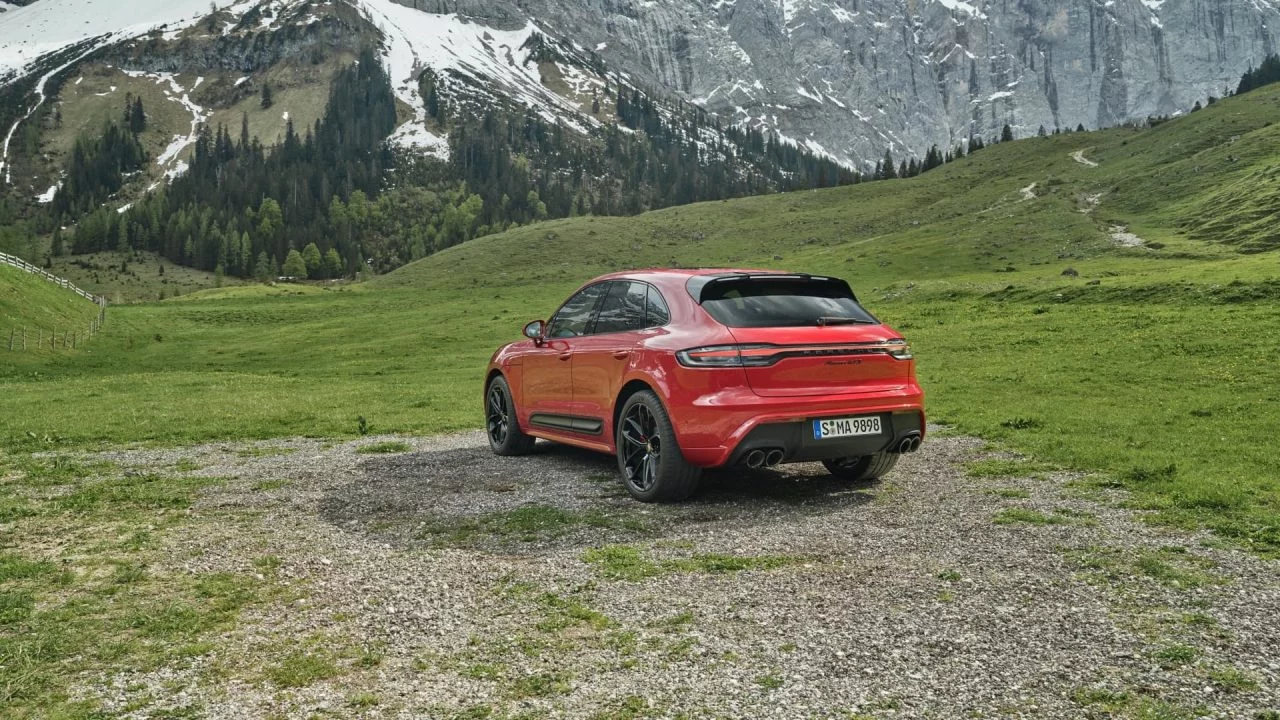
left=395, top=0, right=1280, bottom=169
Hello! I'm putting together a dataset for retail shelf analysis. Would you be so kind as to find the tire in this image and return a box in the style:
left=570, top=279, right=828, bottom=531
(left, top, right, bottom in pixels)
left=485, top=376, right=536, bottom=456
left=823, top=453, right=899, bottom=482
left=615, top=390, right=701, bottom=502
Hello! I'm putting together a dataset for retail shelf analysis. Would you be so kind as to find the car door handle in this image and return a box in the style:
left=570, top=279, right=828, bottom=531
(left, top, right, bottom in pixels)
left=559, top=352, right=572, bottom=361
left=612, top=351, right=631, bottom=359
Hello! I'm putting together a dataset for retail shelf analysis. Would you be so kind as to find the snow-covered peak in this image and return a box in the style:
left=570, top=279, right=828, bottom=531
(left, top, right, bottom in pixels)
left=0, top=0, right=233, bottom=78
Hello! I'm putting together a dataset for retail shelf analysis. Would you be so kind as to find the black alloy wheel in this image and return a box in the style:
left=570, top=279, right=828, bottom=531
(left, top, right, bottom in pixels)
left=615, top=390, right=700, bottom=502
left=485, top=376, right=535, bottom=456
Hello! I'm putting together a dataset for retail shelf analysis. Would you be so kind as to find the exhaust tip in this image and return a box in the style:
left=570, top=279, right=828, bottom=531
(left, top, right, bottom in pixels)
left=897, top=434, right=923, bottom=454
left=764, top=449, right=784, bottom=467
left=745, top=449, right=765, bottom=469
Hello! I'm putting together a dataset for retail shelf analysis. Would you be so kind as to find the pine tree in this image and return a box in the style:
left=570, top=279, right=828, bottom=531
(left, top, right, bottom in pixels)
left=129, top=98, right=146, bottom=134
left=881, top=149, right=897, bottom=179
left=261, top=82, right=274, bottom=109
left=282, top=248, right=307, bottom=278
left=301, top=242, right=323, bottom=278
left=253, top=251, right=273, bottom=281
left=1001, top=124, right=1015, bottom=142
left=324, top=248, right=343, bottom=278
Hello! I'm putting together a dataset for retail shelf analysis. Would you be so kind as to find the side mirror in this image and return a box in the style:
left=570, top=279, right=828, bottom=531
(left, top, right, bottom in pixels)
left=523, top=320, right=545, bottom=344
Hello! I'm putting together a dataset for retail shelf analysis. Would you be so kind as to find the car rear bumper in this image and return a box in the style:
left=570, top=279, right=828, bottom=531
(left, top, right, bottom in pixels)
left=673, top=385, right=926, bottom=468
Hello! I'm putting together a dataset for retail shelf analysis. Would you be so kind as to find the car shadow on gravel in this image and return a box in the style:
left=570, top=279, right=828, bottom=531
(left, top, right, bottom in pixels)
left=320, top=441, right=881, bottom=553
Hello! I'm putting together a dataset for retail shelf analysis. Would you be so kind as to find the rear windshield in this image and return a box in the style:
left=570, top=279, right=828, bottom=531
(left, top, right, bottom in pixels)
left=697, top=277, right=878, bottom=328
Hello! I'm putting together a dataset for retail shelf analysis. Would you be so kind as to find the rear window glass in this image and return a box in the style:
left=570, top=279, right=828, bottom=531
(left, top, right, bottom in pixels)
left=698, top=278, right=877, bottom=328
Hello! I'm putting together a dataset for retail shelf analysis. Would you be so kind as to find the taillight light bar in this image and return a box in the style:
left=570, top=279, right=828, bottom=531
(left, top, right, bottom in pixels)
left=676, top=340, right=912, bottom=367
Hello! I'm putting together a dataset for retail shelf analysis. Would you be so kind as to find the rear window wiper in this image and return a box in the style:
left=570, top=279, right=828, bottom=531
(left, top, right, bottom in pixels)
left=815, top=316, right=875, bottom=326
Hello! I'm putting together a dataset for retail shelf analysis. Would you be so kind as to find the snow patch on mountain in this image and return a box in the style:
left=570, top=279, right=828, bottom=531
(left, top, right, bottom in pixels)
left=933, top=0, right=986, bottom=18
left=0, top=0, right=216, bottom=77
left=122, top=70, right=209, bottom=174
left=357, top=0, right=599, bottom=156
left=36, top=181, right=60, bottom=203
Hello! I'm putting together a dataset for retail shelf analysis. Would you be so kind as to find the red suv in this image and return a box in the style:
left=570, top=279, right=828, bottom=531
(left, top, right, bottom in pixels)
left=484, top=270, right=925, bottom=501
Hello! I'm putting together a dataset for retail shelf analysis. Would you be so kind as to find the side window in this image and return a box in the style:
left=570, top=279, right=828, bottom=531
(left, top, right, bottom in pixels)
left=594, top=281, right=647, bottom=334
left=645, top=285, right=670, bottom=327
left=547, top=283, right=607, bottom=338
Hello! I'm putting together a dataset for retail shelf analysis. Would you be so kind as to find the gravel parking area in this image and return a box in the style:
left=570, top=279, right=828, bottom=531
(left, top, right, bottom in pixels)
left=80, top=432, right=1280, bottom=719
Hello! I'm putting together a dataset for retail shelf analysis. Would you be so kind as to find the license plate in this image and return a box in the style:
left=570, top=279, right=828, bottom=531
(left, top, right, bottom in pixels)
left=813, top=415, right=882, bottom=439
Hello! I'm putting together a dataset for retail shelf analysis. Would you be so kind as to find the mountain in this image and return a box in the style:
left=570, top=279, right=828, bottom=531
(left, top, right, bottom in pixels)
left=1, top=0, right=1276, bottom=281
left=386, top=0, right=1280, bottom=168
left=5, top=0, right=1277, bottom=173
left=1, top=0, right=861, bottom=279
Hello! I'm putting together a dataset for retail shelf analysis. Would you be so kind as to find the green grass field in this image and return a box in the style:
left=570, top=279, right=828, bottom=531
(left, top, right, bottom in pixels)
left=0, top=263, right=101, bottom=353
left=3, top=86, right=1280, bottom=552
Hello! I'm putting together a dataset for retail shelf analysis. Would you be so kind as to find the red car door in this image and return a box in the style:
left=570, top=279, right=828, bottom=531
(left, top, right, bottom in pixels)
left=519, top=283, right=607, bottom=433
left=570, top=281, right=651, bottom=436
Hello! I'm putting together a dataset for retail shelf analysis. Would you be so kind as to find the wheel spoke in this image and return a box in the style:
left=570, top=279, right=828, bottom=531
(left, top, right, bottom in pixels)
left=623, top=417, right=646, bottom=442
left=487, top=388, right=508, bottom=444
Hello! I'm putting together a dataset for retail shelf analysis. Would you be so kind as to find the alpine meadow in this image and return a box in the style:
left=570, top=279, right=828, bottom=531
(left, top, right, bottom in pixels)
left=4, top=0, right=1280, bottom=717
left=5, top=82, right=1280, bottom=553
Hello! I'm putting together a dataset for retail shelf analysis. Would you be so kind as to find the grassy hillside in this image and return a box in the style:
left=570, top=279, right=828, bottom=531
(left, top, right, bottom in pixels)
left=0, top=263, right=101, bottom=352
left=2, top=85, right=1280, bottom=551
left=47, top=249, right=242, bottom=303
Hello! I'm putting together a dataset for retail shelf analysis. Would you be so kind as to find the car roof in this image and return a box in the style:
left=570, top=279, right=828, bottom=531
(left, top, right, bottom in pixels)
left=592, top=268, right=781, bottom=283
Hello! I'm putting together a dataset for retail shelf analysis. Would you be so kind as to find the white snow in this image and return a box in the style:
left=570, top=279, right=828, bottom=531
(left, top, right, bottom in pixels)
left=594, top=42, right=607, bottom=51
left=0, top=0, right=218, bottom=77
left=358, top=0, right=598, bottom=155
left=388, top=122, right=449, bottom=159
left=281, top=110, right=290, bottom=121
left=234, top=75, right=250, bottom=86
left=2, top=40, right=111, bottom=183
left=830, top=6, right=856, bottom=23
left=122, top=70, right=208, bottom=172
left=934, top=0, right=986, bottom=18
left=796, top=85, right=823, bottom=103
left=36, top=182, right=60, bottom=203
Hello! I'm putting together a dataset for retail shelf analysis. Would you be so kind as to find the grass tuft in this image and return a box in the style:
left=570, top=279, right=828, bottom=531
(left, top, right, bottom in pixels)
left=356, top=440, right=412, bottom=454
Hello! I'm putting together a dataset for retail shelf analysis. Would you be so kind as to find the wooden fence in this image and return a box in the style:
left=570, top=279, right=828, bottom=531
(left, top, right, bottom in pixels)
left=2, top=251, right=108, bottom=352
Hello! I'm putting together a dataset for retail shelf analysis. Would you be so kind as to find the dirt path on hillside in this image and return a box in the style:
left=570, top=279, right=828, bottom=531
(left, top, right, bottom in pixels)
left=74, top=433, right=1280, bottom=719
left=1072, top=149, right=1100, bottom=167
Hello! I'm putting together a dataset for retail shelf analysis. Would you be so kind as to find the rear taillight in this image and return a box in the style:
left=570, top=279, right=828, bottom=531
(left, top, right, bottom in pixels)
left=677, top=340, right=913, bottom=367
left=882, top=339, right=913, bottom=360
left=676, top=344, right=776, bottom=368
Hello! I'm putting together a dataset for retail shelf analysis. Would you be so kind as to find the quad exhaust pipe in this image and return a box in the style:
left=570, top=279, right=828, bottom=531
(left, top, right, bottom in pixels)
left=744, top=448, right=786, bottom=469
left=896, top=434, right=923, bottom=454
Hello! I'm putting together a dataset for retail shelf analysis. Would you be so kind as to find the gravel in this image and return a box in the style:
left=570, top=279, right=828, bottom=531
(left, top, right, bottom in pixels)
left=79, top=432, right=1280, bottom=718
